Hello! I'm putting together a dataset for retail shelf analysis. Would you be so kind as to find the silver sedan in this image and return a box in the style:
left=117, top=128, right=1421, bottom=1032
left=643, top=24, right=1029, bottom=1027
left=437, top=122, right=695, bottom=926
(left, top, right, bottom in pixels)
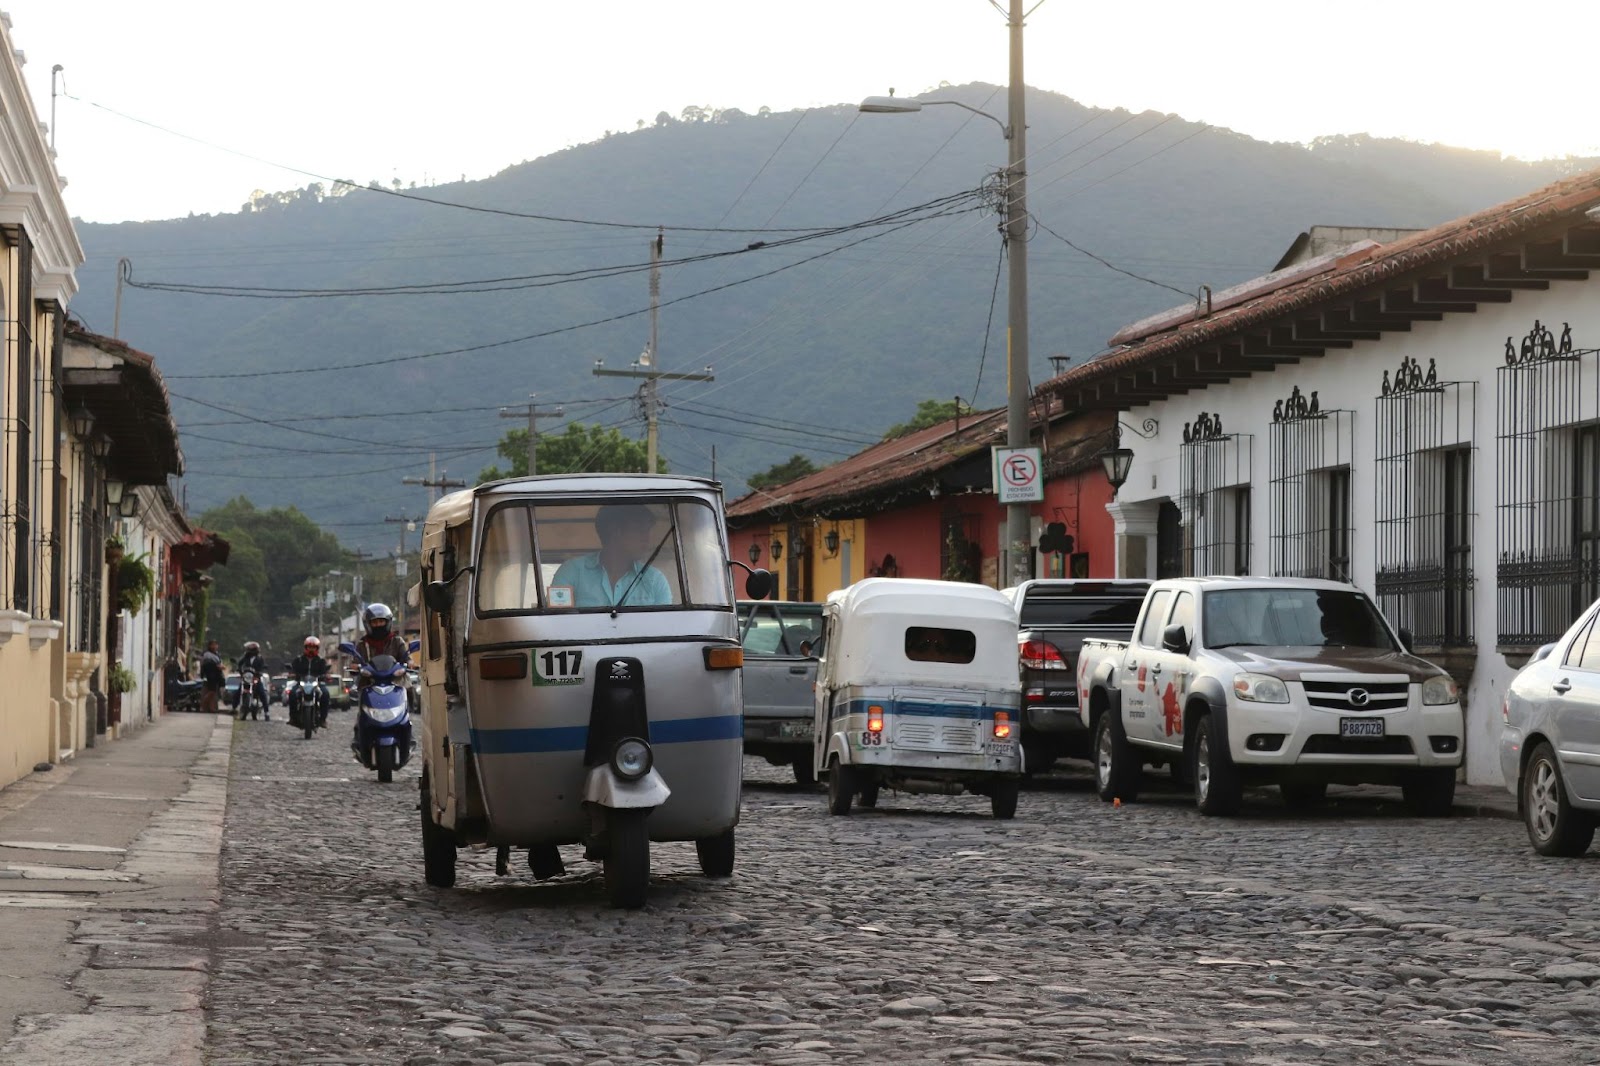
left=1502, top=599, right=1600, bottom=855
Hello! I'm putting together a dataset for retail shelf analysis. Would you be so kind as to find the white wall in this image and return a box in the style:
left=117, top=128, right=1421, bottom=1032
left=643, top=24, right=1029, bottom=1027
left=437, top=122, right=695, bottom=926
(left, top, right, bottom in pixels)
left=1108, top=279, right=1600, bottom=784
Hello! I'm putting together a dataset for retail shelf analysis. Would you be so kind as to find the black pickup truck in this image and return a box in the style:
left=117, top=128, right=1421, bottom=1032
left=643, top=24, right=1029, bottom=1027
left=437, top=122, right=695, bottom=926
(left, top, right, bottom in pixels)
left=1005, top=579, right=1150, bottom=772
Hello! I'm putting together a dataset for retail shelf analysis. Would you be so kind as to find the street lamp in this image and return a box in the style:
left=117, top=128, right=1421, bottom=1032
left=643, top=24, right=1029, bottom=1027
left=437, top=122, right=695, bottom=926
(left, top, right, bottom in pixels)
left=747, top=541, right=761, bottom=565
left=860, top=0, right=1034, bottom=585
left=1097, top=419, right=1158, bottom=498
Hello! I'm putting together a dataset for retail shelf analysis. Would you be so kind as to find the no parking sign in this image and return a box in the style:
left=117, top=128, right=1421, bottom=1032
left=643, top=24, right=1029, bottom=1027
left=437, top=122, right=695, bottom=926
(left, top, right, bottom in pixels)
left=991, top=447, right=1043, bottom=503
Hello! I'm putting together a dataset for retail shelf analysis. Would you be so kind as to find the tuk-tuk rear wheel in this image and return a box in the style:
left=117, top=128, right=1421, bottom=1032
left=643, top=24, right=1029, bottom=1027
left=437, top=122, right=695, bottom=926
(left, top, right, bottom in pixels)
left=419, top=786, right=457, bottom=889
left=695, top=829, right=735, bottom=877
left=991, top=779, right=1020, bottom=820
left=858, top=779, right=879, bottom=808
left=604, top=809, right=650, bottom=909
left=827, top=757, right=854, bottom=816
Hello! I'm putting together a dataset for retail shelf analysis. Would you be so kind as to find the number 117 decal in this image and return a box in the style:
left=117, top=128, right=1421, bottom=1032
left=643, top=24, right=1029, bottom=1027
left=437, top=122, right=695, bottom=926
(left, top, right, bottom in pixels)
left=534, top=649, right=584, bottom=686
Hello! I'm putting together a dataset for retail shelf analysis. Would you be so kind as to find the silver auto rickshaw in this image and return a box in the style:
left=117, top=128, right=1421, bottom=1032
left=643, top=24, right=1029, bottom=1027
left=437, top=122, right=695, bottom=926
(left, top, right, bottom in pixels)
left=416, top=474, right=771, bottom=908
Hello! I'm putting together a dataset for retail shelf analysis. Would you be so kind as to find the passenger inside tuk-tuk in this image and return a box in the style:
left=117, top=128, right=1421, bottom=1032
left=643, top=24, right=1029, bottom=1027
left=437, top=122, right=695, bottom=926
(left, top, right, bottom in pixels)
left=551, top=504, right=672, bottom=608
left=905, top=625, right=977, bottom=664
left=476, top=497, right=731, bottom=613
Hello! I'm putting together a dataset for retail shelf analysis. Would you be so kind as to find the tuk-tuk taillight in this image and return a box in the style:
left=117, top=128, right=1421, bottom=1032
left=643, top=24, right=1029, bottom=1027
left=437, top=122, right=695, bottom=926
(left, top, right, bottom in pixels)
left=867, top=705, right=884, bottom=733
left=993, top=711, right=1013, bottom=739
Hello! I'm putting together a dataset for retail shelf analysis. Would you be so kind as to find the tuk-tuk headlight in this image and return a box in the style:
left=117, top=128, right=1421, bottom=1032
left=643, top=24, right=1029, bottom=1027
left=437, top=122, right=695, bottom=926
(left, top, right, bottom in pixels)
left=612, top=737, right=653, bottom=781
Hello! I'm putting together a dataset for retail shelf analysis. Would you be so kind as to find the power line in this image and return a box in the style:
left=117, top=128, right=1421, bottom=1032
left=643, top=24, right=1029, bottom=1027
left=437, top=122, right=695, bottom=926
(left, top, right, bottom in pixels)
left=64, top=91, right=938, bottom=235
left=671, top=402, right=878, bottom=447
left=1030, top=215, right=1191, bottom=298
left=761, top=114, right=860, bottom=227
left=166, top=212, right=979, bottom=380
left=970, top=239, right=1007, bottom=404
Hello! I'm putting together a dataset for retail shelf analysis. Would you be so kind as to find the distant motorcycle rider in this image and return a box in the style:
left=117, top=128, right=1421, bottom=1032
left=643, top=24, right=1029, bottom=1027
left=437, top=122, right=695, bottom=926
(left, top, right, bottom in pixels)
left=352, top=604, right=409, bottom=752
left=235, top=640, right=269, bottom=719
left=289, top=636, right=331, bottom=727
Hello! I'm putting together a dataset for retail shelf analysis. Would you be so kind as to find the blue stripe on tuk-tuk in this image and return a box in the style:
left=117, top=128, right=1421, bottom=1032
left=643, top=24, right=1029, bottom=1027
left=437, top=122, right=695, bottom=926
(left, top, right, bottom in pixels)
left=470, top=714, right=743, bottom=755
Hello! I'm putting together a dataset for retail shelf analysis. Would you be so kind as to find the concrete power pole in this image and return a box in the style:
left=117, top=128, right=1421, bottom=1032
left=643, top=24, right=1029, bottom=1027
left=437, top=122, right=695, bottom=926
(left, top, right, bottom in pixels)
left=1004, top=0, right=1035, bottom=586
left=499, top=395, right=563, bottom=476
left=403, top=452, right=467, bottom=501
left=384, top=514, right=421, bottom=628
left=592, top=229, right=711, bottom=472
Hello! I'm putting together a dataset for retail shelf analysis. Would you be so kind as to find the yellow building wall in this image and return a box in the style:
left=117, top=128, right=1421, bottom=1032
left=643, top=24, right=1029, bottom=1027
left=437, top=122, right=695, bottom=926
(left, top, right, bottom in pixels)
left=0, top=637, right=55, bottom=788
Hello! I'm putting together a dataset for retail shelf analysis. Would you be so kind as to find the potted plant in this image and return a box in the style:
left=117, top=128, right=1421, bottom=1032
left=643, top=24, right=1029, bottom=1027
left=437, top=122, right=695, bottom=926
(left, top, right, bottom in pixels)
left=105, top=535, right=126, bottom=566
left=107, top=661, right=137, bottom=695
left=117, top=554, right=156, bottom=616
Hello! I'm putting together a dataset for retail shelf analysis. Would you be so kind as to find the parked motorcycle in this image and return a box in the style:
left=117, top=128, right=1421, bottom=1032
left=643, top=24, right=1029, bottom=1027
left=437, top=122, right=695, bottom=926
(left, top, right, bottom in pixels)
left=165, top=678, right=203, bottom=714
left=340, top=641, right=412, bottom=783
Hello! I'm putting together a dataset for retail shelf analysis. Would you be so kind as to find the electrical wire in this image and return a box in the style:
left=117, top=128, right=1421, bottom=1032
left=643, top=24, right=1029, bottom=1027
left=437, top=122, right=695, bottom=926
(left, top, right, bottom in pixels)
left=166, top=211, right=981, bottom=380
left=970, top=239, right=1007, bottom=404
left=63, top=91, right=924, bottom=234
left=1030, top=216, right=1191, bottom=298
left=761, top=114, right=860, bottom=228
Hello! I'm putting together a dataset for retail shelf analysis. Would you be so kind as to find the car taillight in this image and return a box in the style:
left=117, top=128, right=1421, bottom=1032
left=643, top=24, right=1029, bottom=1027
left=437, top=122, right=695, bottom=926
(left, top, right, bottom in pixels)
left=993, top=711, right=1012, bottom=739
left=1020, top=640, right=1066, bottom=670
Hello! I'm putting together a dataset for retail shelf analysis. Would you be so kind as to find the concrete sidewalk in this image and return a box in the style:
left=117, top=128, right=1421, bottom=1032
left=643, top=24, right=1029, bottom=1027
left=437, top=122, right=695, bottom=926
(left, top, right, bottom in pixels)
left=0, top=712, right=231, bottom=1066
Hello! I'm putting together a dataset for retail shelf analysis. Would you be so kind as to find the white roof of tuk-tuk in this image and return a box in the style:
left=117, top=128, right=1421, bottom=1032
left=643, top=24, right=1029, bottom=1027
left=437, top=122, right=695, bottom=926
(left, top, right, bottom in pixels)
left=422, top=474, right=722, bottom=534
left=822, top=579, right=1021, bottom=693
left=826, top=578, right=1018, bottom=624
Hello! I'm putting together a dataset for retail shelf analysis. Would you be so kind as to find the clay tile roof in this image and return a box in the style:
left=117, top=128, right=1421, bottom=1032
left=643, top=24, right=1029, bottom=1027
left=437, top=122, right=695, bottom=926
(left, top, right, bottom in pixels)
left=726, top=409, right=1006, bottom=520
left=1040, top=165, right=1600, bottom=402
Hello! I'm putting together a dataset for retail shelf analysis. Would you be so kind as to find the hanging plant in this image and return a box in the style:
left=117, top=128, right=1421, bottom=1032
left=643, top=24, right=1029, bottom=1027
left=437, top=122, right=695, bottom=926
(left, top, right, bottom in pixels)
left=105, top=535, right=126, bottom=565
left=117, top=553, right=156, bottom=616
left=107, top=662, right=137, bottom=694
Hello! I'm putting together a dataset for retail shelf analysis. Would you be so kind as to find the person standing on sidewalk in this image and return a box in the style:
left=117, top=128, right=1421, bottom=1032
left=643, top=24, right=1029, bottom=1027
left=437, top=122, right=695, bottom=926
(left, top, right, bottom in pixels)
left=199, top=640, right=224, bottom=715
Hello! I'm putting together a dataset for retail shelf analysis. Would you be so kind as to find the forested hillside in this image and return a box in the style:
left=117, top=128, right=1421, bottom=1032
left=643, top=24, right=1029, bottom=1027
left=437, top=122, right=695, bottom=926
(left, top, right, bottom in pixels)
left=66, top=83, right=1594, bottom=554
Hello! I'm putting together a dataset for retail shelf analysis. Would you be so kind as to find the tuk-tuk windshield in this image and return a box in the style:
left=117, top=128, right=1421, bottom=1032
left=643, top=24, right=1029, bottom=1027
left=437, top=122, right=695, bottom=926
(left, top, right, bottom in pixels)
left=475, top=497, right=731, bottom=614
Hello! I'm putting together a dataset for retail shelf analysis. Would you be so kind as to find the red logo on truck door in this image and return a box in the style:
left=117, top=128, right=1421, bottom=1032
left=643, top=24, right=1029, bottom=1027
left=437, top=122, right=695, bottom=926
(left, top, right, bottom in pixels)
left=1162, top=682, right=1183, bottom=736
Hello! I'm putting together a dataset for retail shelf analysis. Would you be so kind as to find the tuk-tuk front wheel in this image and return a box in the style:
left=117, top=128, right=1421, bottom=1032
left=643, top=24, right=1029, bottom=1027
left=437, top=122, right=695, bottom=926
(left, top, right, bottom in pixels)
left=827, top=757, right=854, bottom=816
left=419, top=785, right=457, bottom=889
left=990, top=778, right=1020, bottom=820
left=695, top=829, right=735, bottom=877
left=604, top=809, right=650, bottom=909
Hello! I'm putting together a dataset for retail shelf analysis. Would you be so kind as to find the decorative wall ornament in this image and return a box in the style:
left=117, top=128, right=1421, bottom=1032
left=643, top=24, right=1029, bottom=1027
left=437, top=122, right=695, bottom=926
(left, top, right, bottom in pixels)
left=1181, top=411, right=1224, bottom=443
left=1380, top=355, right=1438, bottom=396
left=1504, top=320, right=1575, bottom=366
left=1271, top=385, right=1322, bottom=423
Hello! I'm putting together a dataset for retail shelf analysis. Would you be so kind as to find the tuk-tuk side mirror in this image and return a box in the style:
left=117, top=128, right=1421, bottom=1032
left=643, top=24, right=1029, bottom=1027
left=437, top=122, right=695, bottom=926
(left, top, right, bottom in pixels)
left=424, top=581, right=454, bottom=612
left=1161, top=624, right=1190, bottom=655
left=744, top=569, right=775, bottom=601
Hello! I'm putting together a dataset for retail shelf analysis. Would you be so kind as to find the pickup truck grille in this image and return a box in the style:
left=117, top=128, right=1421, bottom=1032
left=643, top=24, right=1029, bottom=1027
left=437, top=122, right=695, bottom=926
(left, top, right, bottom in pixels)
left=1300, top=680, right=1409, bottom=713
left=894, top=720, right=982, bottom=753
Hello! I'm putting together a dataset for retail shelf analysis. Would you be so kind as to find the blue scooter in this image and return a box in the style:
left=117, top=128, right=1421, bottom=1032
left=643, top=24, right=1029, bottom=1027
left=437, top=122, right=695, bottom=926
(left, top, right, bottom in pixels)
left=340, top=641, right=414, bottom=783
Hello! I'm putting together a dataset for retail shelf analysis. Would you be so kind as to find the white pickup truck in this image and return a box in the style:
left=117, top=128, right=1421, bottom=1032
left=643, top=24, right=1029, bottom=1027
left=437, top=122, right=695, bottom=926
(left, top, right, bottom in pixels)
left=1075, top=577, right=1463, bottom=816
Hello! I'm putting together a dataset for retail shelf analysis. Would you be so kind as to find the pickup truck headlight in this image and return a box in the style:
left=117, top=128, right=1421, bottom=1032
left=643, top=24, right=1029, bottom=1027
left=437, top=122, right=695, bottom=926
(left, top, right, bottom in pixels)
left=1232, top=672, right=1289, bottom=704
left=1421, top=675, right=1459, bottom=705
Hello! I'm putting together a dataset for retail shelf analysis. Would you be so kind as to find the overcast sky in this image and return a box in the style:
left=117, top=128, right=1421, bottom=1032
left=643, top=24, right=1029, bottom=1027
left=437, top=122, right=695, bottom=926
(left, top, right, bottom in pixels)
left=18, top=1, right=1600, bottom=224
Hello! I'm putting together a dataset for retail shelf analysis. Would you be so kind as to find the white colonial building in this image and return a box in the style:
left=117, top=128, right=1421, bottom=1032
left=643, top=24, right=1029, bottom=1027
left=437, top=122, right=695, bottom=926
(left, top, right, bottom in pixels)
left=1041, top=168, right=1600, bottom=785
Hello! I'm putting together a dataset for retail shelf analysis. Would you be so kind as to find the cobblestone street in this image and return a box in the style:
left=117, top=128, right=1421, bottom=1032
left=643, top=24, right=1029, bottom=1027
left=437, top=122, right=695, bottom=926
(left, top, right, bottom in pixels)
left=208, top=715, right=1600, bottom=1065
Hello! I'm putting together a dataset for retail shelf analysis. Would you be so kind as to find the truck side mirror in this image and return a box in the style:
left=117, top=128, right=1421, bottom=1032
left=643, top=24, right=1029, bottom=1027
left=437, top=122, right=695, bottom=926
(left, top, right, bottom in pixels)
left=424, top=581, right=454, bottom=612
left=744, top=569, right=775, bottom=601
left=1161, top=624, right=1190, bottom=654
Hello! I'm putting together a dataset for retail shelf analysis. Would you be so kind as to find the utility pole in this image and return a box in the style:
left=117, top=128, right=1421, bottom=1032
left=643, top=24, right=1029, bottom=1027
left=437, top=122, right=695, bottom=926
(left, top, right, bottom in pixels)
left=1003, top=0, right=1034, bottom=586
left=403, top=452, right=466, bottom=501
left=384, top=514, right=421, bottom=630
left=499, top=395, right=563, bottom=476
left=593, top=229, right=712, bottom=471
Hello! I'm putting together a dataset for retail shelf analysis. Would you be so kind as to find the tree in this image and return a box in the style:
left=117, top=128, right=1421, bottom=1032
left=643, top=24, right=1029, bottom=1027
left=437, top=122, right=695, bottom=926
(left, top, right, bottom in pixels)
left=654, top=111, right=673, bottom=127
left=883, top=399, right=962, bottom=440
left=748, top=454, right=818, bottom=490
left=478, top=422, right=664, bottom=482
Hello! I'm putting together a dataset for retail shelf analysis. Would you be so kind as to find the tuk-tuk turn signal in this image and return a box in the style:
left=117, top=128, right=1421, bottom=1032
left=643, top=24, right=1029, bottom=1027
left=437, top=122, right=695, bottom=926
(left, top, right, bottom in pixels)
left=993, top=711, right=1013, bottom=739
left=867, top=706, right=884, bottom=733
left=703, top=646, right=744, bottom=670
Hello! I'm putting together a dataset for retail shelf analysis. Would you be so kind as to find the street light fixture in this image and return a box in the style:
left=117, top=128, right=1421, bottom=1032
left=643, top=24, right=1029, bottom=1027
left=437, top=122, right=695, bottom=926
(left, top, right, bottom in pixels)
left=770, top=538, right=783, bottom=562
left=104, top=478, right=126, bottom=508
left=747, top=541, right=761, bottom=565
left=859, top=0, right=1034, bottom=585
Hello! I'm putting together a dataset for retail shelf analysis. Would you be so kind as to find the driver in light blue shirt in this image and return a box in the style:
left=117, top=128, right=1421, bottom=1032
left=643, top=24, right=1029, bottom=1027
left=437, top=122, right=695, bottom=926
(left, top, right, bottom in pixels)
left=550, top=503, right=673, bottom=608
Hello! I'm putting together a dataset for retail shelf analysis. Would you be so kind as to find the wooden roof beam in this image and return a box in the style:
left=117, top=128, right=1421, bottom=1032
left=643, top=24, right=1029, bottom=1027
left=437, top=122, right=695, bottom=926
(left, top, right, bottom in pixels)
left=1381, top=290, right=1461, bottom=317
left=1453, top=261, right=1548, bottom=291
left=1289, top=318, right=1364, bottom=345
left=1416, top=275, right=1512, bottom=304
left=1316, top=308, right=1384, bottom=340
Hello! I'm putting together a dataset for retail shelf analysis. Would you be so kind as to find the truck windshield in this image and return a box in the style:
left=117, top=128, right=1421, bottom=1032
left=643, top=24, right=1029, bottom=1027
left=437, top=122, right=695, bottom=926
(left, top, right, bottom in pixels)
left=475, top=497, right=731, bottom=614
left=1204, top=589, right=1396, bottom=650
left=1020, top=597, right=1143, bottom=628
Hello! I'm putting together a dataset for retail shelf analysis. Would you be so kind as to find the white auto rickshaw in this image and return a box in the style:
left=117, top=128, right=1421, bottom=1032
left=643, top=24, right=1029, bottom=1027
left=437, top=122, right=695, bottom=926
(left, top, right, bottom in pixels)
left=812, top=578, right=1024, bottom=819
left=415, top=474, right=771, bottom=908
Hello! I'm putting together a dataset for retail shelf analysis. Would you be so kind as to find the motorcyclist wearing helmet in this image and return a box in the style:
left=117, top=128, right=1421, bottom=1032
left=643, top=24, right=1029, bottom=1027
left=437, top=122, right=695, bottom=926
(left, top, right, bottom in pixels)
left=236, top=640, right=269, bottom=719
left=289, top=636, right=331, bottom=727
left=352, top=604, right=409, bottom=750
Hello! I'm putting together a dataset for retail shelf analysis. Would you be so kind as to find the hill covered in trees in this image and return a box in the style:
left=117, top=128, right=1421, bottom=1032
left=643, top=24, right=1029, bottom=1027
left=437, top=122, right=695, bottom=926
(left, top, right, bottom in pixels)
left=66, top=83, right=1595, bottom=554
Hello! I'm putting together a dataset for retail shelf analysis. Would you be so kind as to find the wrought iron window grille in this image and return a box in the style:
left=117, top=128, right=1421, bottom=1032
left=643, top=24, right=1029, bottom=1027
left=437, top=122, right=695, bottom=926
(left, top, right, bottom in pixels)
left=1179, top=411, right=1252, bottom=577
left=1497, top=320, right=1600, bottom=648
left=1376, top=354, right=1477, bottom=649
left=1270, top=386, right=1354, bottom=581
